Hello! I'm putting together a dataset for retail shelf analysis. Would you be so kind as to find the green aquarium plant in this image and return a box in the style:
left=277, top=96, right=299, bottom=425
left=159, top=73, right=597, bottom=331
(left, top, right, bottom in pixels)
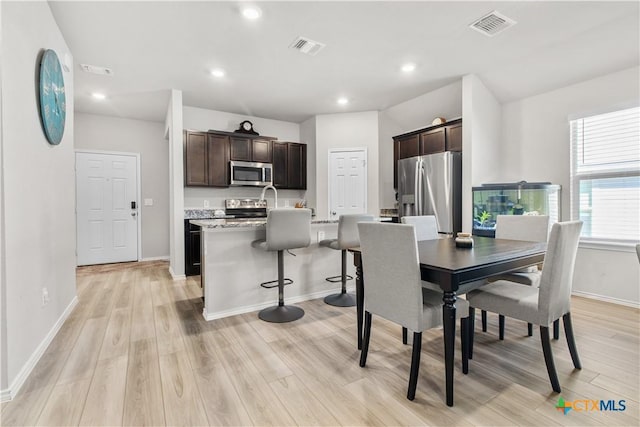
left=476, top=210, right=492, bottom=226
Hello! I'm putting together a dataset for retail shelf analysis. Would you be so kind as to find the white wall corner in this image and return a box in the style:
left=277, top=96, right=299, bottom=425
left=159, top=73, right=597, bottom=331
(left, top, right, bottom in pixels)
left=1, top=296, right=78, bottom=402
left=461, top=75, right=475, bottom=232
left=168, top=89, right=185, bottom=277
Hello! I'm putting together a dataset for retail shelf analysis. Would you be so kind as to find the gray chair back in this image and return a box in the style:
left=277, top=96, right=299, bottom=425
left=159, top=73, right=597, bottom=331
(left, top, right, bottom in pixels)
left=538, top=221, right=583, bottom=325
left=358, top=222, right=424, bottom=331
left=400, top=215, right=439, bottom=241
left=636, top=244, right=640, bottom=263
left=265, top=208, right=311, bottom=251
left=337, top=214, right=374, bottom=249
left=495, top=215, right=549, bottom=242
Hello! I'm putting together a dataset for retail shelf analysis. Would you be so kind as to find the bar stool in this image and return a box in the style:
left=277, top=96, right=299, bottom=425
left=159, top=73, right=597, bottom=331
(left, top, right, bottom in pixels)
left=252, top=208, right=311, bottom=323
left=320, top=214, right=374, bottom=307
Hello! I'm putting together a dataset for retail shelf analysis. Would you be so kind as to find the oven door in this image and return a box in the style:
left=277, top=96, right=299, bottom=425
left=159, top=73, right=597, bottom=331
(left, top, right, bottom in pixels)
left=230, top=161, right=272, bottom=186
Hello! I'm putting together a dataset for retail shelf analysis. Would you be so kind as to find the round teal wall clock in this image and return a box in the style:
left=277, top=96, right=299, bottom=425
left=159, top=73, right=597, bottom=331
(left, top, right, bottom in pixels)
left=38, top=49, right=66, bottom=145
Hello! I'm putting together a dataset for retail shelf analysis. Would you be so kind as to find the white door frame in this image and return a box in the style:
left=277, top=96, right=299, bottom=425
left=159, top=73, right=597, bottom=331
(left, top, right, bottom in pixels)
left=327, top=147, right=368, bottom=218
left=75, top=149, right=142, bottom=262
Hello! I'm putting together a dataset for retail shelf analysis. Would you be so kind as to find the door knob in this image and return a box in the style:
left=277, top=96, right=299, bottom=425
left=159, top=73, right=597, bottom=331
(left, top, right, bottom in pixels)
left=332, top=211, right=336, bottom=216
left=131, top=212, right=137, bottom=217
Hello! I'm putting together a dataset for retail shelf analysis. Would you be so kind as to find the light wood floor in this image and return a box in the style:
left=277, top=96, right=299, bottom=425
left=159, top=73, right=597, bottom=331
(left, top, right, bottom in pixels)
left=1, top=261, right=638, bottom=426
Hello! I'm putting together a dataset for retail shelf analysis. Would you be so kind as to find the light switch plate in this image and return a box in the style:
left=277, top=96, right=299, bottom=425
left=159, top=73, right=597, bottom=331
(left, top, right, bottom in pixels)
left=204, top=200, right=210, bottom=208
left=144, top=198, right=153, bottom=206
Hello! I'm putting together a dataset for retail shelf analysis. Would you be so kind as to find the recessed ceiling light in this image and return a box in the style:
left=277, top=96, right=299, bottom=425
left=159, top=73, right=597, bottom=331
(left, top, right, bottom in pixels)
left=210, top=68, right=225, bottom=78
left=242, top=6, right=261, bottom=20
left=401, top=63, right=416, bottom=73
left=91, top=92, right=106, bottom=100
left=337, top=97, right=349, bottom=105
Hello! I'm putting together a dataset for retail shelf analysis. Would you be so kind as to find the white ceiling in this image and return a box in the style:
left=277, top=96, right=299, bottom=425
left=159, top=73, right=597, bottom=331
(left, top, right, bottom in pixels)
left=49, top=1, right=640, bottom=124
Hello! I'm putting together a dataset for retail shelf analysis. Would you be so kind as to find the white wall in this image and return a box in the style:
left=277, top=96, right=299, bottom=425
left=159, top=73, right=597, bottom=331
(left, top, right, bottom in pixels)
left=1, top=1, right=76, bottom=395
left=0, top=0, right=7, bottom=391
left=462, top=74, right=502, bottom=232
left=315, top=111, right=380, bottom=219
left=182, top=105, right=305, bottom=209
left=75, top=113, right=169, bottom=259
left=378, top=81, right=463, bottom=208
left=167, top=90, right=184, bottom=278
left=501, top=66, right=640, bottom=305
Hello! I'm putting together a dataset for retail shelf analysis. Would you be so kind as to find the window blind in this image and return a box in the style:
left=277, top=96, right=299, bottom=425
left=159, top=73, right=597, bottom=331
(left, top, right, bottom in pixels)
left=570, top=106, right=640, bottom=243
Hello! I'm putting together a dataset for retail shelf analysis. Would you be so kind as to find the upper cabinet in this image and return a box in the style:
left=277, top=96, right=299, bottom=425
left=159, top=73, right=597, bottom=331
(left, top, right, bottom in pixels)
left=272, top=141, right=307, bottom=190
left=184, top=131, right=230, bottom=187
left=392, top=119, right=462, bottom=188
left=230, top=137, right=273, bottom=163
left=184, top=129, right=304, bottom=188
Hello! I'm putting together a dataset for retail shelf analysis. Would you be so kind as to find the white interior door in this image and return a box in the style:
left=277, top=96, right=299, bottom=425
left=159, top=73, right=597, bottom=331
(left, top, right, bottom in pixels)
left=329, top=149, right=367, bottom=219
left=76, top=152, right=139, bottom=265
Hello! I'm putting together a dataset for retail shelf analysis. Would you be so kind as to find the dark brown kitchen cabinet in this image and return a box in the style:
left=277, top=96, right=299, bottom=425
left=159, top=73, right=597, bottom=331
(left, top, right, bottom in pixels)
left=230, top=137, right=272, bottom=163
left=184, top=130, right=229, bottom=187
left=392, top=118, right=462, bottom=189
left=272, top=142, right=288, bottom=187
left=207, top=134, right=230, bottom=186
left=252, top=139, right=272, bottom=163
left=272, top=141, right=307, bottom=190
left=184, top=131, right=208, bottom=186
left=446, top=122, right=462, bottom=152
left=230, top=137, right=252, bottom=161
left=420, top=128, right=445, bottom=155
left=287, top=143, right=306, bottom=190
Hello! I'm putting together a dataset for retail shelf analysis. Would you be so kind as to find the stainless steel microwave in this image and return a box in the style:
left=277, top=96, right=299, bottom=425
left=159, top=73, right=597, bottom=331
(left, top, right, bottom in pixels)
left=229, top=160, right=273, bottom=186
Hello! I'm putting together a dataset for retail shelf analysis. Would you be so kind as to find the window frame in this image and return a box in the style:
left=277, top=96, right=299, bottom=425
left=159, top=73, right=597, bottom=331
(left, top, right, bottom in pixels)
left=569, top=103, right=640, bottom=251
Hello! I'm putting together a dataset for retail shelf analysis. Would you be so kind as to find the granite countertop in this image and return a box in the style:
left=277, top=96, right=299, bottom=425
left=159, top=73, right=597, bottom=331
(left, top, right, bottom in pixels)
left=185, top=209, right=228, bottom=219
left=379, top=208, right=399, bottom=218
left=191, top=218, right=338, bottom=229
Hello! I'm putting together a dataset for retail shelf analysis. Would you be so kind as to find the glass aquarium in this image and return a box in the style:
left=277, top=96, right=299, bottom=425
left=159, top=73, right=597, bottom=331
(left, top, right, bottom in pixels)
left=472, top=182, right=561, bottom=237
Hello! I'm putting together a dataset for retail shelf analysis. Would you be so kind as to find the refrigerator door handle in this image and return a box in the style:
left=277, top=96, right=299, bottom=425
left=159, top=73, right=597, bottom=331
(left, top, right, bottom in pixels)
left=416, top=158, right=424, bottom=216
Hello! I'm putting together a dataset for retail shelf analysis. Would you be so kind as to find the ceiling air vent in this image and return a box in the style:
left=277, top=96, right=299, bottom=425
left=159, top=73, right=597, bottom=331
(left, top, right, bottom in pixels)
left=469, top=11, right=516, bottom=37
left=289, top=36, right=326, bottom=56
left=79, top=64, right=114, bottom=76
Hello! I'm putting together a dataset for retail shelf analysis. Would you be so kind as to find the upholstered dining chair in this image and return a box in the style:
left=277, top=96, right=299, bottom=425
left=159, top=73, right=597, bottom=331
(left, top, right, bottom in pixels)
left=467, top=220, right=583, bottom=393
left=319, top=213, right=374, bottom=307
left=400, top=215, right=439, bottom=241
left=636, top=244, right=640, bottom=263
left=483, top=215, right=550, bottom=340
left=252, top=208, right=311, bottom=323
left=357, top=222, right=470, bottom=401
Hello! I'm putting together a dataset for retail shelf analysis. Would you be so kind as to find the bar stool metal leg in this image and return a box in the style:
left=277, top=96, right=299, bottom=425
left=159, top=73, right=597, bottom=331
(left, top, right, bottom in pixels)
left=259, top=251, right=305, bottom=323
left=324, top=250, right=356, bottom=307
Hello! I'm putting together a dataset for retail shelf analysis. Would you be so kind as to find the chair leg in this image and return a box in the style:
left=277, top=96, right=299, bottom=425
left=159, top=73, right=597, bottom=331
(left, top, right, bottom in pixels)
left=499, top=315, right=505, bottom=340
left=461, top=318, right=469, bottom=374
left=324, top=250, right=356, bottom=307
left=258, top=250, right=305, bottom=323
left=553, top=319, right=560, bottom=340
left=540, top=326, right=561, bottom=393
left=527, top=323, right=533, bottom=337
left=402, top=327, right=408, bottom=345
left=407, top=332, right=422, bottom=401
left=359, top=311, right=372, bottom=368
left=468, top=307, right=475, bottom=360
left=481, top=310, right=487, bottom=332
left=563, top=313, right=582, bottom=370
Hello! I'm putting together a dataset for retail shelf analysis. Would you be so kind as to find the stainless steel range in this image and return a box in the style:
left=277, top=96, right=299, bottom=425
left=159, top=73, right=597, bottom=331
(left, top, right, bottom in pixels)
left=224, top=199, right=267, bottom=218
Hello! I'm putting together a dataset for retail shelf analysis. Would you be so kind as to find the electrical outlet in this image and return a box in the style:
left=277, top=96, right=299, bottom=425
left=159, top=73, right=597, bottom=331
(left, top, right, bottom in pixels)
left=144, top=198, right=153, bottom=206
left=203, top=200, right=210, bottom=208
left=317, top=231, right=325, bottom=242
left=42, top=288, right=49, bottom=306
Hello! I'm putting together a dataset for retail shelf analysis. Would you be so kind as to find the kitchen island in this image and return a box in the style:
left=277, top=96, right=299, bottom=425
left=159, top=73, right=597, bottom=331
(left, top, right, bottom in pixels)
left=191, top=218, right=350, bottom=321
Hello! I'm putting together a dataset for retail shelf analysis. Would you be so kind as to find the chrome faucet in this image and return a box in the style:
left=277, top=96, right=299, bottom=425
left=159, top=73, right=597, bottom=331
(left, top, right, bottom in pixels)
left=260, top=185, right=278, bottom=209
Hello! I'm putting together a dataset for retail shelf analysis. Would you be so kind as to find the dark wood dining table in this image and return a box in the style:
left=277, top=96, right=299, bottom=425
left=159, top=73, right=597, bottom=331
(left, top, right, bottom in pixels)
left=349, top=236, right=547, bottom=407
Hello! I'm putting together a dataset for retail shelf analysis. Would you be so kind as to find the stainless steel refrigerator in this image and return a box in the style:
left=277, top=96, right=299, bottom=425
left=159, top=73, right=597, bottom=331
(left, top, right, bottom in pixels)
left=397, top=152, right=462, bottom=235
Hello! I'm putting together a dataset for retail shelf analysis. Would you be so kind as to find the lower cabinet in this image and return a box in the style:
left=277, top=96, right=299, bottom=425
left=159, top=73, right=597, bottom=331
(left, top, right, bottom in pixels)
left=184, top=219, right=201, bottom=276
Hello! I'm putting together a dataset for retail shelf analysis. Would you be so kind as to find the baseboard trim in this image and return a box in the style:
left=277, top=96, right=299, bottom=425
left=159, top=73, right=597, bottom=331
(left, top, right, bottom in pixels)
left=0, top=296, right=78, bottom=402
left=202, top=285, right=355, bottom=321
left=141, top=256, right=170, bottom=262
left=572, top=290, right=639, bottom=309
left=168, top=266, right=186, bottom=281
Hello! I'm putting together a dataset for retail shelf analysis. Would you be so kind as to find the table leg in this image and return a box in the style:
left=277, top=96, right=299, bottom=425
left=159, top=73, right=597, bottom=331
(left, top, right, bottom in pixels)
left=354, top=252, right=364, bottom=350
left=443, top=291, right=456, bottom=407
